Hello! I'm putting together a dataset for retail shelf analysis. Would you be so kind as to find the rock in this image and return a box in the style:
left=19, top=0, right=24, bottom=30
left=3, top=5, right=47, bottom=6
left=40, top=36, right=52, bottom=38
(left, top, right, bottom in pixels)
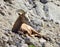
left=10, top=45, right=17, bottom=47
left=21, top=44, right=28, bottom=47
left=26, top=36, right=42, bottom=47
left=46, top=2, right=60, bottom=23
left=40, top=0, right=48, bottom=4
left=39, top=38, right=46, bottom=44
left=5, top=44, right=10, bottom=47
left=45, top=42, right=53, bottom=47
left=0, top=32, right=8, bottom=42
left=0, top=0, right=60, bottom=47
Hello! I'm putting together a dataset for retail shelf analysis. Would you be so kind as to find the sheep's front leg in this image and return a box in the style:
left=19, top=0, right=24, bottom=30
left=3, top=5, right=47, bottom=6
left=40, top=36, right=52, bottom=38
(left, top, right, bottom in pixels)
left=20, top=23, right=33, bottom=36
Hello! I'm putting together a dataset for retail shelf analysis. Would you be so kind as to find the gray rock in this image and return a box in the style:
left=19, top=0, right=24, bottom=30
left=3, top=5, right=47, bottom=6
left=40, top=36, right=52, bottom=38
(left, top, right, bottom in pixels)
left=39, top=38, right=46, bottom=44
left=0, top=0, right=60, bottom=47
left=40, top=0, right=48, bottom=4
left=10, top=45, right=17, bottom=47
left=46, top=2, right=60, bottom=23
left=20, top=44, right=28, bottom=47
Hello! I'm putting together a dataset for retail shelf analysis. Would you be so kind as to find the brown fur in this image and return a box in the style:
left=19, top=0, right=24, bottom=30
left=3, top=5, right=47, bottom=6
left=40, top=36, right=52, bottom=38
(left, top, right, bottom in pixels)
left=12, top=9, right=27, bottom=33
left=12, top=9, right=42, bottom=36
left=12, top=9, right=48, bottom=40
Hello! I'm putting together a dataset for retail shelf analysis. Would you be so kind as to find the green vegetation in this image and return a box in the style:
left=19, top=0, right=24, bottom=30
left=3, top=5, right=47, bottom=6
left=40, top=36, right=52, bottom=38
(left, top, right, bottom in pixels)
left=28, top=44, right=35, bottom=47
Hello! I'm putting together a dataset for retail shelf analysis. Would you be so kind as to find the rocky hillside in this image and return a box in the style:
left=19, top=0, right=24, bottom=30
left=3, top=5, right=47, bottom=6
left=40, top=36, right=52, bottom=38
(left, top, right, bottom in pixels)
left=0, top=0, right=60, bottom=47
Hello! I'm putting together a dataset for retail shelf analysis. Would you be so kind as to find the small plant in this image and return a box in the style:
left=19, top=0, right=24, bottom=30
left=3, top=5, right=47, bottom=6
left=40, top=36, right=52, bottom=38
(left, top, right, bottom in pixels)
left=28, top=44, right=35, bottom=47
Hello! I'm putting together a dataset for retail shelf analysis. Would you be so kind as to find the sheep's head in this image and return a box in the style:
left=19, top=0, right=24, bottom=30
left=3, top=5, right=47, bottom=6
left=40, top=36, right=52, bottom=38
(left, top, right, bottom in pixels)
left=18, top=9, right=26, bottom=16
